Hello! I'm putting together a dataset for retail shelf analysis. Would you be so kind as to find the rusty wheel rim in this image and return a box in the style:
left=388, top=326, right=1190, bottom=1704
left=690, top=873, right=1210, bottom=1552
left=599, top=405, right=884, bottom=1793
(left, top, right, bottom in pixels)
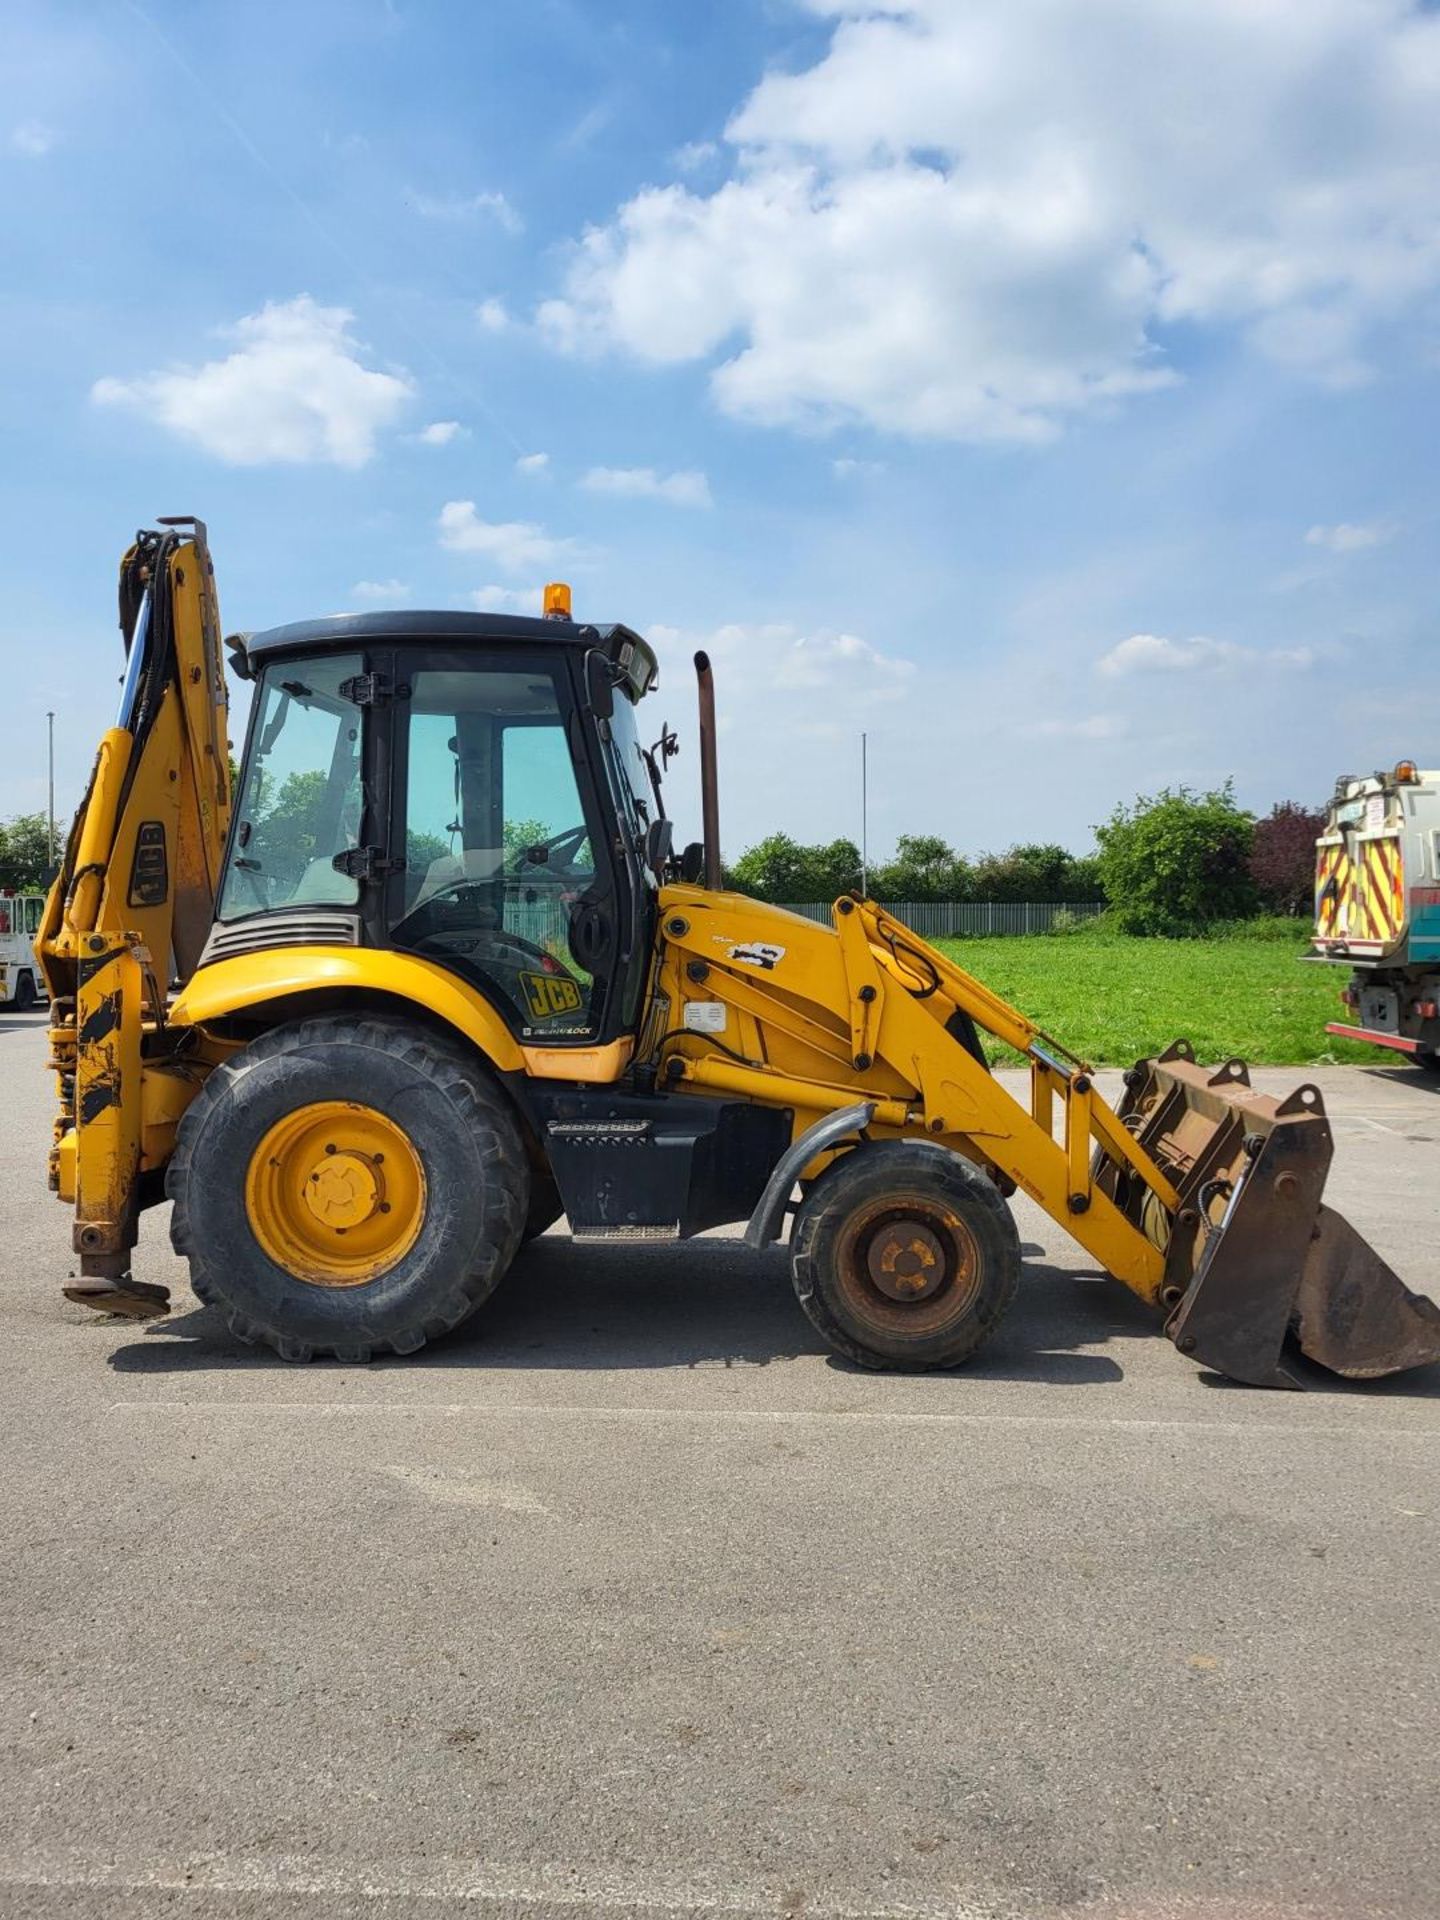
left=833, top=1192, right=984, bottom=1338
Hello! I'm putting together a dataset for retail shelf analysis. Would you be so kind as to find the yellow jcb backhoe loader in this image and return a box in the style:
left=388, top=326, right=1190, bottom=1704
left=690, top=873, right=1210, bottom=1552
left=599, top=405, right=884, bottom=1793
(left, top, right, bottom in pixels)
left=38, top=521, right=1440, bottom=1387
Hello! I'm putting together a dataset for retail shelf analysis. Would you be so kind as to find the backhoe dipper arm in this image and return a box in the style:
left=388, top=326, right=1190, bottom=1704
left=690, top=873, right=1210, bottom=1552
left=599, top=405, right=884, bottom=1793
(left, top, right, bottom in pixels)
left=40, top=520, right=232, bottom=1317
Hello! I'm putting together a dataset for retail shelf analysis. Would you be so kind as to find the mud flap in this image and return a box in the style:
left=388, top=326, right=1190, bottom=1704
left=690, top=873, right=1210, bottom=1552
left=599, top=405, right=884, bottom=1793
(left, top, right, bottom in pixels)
left=1106, top=1048, right=1440, bottom=1388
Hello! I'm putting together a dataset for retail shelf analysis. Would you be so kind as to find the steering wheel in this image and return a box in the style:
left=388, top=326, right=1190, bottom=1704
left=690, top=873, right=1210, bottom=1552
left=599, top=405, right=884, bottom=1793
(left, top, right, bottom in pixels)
left=508, top=822, right=591, bottom=884
left=410, top=924, right=562, bottom=970
left=396, top=879, right=572, bottom=973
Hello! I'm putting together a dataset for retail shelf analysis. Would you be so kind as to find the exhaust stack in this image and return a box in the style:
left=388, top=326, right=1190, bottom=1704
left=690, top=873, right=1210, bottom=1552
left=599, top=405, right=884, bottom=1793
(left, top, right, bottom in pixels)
left=694, top=650, right=721, bottom=890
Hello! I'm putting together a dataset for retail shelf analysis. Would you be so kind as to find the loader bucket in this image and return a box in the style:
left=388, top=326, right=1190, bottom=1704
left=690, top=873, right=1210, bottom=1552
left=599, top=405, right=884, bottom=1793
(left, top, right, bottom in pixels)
left=1101, top=1043, right=1440, bottom=1388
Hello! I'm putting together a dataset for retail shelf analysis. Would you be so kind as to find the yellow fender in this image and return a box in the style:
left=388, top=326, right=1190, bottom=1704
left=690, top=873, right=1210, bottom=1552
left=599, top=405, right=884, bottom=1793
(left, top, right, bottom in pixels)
left=168, top=947, right=527, bottom=1073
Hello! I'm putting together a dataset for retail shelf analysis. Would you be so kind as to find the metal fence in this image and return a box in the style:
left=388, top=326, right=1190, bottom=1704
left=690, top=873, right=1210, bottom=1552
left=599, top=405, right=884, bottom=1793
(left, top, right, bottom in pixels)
left=504, top=900, right=572, bottom=949
left=776, top=900, right=1106, bottom=937
left=505, top=897, right=1106, bottom=945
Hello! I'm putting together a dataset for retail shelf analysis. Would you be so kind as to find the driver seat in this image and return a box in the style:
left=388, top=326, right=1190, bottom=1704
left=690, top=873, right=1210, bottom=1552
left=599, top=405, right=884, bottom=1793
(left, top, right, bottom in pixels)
left=409, top=846, right=504, bottom=912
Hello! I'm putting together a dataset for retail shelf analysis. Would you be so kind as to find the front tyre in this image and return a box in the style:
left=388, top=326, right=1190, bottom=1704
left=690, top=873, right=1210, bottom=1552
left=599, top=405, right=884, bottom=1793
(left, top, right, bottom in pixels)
left=791, top=1140, right=1020, bottom=1371
left=167, top=1015, right=528, bottom=1362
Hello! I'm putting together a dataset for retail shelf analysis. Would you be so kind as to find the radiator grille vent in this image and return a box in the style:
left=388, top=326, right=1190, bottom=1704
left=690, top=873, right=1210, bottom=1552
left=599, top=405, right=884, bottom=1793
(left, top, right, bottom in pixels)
left=198, top=910, right=361, bottom=966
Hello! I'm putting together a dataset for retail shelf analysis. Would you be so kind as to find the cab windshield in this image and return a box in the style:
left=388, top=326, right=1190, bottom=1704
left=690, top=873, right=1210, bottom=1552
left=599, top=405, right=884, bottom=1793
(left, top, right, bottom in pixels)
left=218, top=656, right=366, bottom=921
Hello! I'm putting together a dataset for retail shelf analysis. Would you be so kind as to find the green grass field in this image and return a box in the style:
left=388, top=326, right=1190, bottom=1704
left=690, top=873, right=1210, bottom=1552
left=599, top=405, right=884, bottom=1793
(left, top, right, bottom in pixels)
left=932, top=930, right=1379, bottom=1068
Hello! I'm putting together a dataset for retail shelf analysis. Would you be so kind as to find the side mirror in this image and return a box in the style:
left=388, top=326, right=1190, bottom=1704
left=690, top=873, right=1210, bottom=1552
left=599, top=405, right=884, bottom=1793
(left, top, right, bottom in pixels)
left=567, top=887, right=614, bottom=981
left=644, top=818, right=674, bottom=875
left=585, top=649, right=614, bottom=722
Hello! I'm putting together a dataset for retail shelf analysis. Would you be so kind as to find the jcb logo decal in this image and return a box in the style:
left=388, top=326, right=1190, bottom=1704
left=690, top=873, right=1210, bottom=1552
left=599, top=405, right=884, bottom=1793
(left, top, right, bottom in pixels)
left=520, top=971, right=583, bottom=1020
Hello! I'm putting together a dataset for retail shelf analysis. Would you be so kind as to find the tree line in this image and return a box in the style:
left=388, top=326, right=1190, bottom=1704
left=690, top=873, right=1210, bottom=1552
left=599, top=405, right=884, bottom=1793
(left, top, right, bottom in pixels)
left=0, top=786, right=1327, bottom=938
left=728, top=789, right=1324, bottom=932
left=0, top=813, right=54, bottom=893
left=728, top=833, right=1101, bottom=905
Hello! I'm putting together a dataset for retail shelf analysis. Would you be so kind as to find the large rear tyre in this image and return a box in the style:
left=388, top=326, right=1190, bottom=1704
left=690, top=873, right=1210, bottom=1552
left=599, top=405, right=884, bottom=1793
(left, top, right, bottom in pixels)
left=791, top=1140, right=1020, bottom=1371
left=167, top=1014, right=529, bottom=1362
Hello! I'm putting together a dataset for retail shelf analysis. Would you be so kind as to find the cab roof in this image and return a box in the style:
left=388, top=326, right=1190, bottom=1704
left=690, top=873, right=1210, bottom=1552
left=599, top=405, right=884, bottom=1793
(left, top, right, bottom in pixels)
left=229, top=609, right=657, bottom=696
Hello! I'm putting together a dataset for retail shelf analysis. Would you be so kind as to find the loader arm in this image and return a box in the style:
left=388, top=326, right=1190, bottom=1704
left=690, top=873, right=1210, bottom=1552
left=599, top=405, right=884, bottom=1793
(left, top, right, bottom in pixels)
left=653, top=891, right=1440, bottom=1387
left=40, top=520, right=233, bottom=1314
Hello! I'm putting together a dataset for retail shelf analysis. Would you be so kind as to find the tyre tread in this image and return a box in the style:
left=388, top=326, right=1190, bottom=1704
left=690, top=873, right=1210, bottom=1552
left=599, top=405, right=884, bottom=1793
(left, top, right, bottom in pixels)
left=168, top=1014, right=527, bottom=1362
left=791, top=1140, right=1020, bottom=1372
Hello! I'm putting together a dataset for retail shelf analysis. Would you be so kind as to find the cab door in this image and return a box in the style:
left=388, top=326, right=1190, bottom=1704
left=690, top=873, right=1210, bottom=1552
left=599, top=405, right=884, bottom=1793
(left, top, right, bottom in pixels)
left=388, top=648, right=624, bottom=1045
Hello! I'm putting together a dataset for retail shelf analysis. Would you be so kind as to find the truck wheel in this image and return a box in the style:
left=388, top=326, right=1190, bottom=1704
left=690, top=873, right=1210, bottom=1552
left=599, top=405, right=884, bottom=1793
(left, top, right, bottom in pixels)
left=790, top=1140, right=1020, bottom=1371
left=13, top=971, right=37, bottom=1011
left=167, top=1014, right=529, bottom=1362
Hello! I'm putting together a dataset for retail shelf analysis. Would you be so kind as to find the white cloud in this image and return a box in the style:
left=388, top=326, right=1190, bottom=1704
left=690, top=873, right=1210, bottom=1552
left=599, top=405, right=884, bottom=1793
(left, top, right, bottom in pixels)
left=540, top=0, right=1440, bottom=441
left=413, top=189, right=520, bottom=232
left=437, top=500, right=574, bottom=573
left=1097, top=632, right=1314, bottom=677
left=11, top=122, right=57, bottom=157
left=654, top=619, right=914, bottom=709
left=1027, top=713, right=1126, bottom=741
left=771, top=628, right=914, bottom=695
left=1304, top=521, right=1395, bottom=554
left=515, top=451, right=549, bottom=474
left=416, top=419, right=463, bottom=446
left=476, top=298, right=510, bottom=334
left=351, top=578, right=410, bottom=602
left=1098, top=633, right=1242, bottom=677
left=673, top=140, right=718, bottom=173
left=92, top=296, right=413, bottom=468
left=466, top=584, right=544, bottom=615
left=832, top=457, right=885, bottom=479
left=580, top=465, right=712, bottom=508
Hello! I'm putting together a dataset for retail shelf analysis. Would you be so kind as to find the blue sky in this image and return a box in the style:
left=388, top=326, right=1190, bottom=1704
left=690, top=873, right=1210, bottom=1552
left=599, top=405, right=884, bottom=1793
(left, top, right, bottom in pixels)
left=3, top=0, right=1438, bottom=862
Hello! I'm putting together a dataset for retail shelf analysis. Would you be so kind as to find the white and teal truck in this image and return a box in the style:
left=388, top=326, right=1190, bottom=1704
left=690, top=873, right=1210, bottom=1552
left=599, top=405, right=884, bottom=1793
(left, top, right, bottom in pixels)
left=1313, top=761, right=1440, bottom=1069
left=0, top=893, right=48, bottom=1010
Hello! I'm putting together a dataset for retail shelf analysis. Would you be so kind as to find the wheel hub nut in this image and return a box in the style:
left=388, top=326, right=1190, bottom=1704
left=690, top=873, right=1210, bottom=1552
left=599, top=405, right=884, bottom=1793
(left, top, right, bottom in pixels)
left=304, top=1153, right=382, bottom=1231
left=867, top=1221, right=946, bottom=1302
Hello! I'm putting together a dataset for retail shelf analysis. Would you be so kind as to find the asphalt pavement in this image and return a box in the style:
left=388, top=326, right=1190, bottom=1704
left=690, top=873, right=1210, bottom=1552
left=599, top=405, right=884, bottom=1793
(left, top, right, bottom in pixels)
left=1, top=1009, right=1437, bottom=1919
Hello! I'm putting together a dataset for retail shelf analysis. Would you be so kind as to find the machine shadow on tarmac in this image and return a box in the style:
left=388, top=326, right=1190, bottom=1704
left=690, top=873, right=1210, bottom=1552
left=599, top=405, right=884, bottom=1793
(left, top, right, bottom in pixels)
left=0, top=1011, right=49, bottom=1038
left=106, top=1237, right=1198, bottom=1388
left=103, top=1233, right=1440, bottom=1395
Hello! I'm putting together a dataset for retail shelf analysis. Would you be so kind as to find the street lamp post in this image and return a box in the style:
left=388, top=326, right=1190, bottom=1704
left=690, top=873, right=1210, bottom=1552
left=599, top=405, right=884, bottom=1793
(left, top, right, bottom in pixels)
left=46, top=710, right=56, bottom=869
left=860, top=730, right=868, bottom=898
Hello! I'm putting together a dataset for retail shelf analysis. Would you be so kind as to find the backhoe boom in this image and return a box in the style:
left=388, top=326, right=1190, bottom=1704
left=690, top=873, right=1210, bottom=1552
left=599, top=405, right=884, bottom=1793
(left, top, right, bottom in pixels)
left=40, top=521, right=232, bottom=1314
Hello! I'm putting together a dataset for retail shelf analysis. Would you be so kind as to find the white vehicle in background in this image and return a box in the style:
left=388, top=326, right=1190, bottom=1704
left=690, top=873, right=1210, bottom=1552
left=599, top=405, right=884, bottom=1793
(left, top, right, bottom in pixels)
left=0, top=893, right=48, bottom=1010
left=1312, top=761, right=1440, bottom=1067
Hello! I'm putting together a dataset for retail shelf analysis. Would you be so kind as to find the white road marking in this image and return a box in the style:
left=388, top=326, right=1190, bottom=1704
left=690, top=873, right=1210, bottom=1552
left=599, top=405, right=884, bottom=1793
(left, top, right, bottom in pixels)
left=108, top=1400, right=1440, bottom=1441
left=0, top=1847, right=1009, bottom=1918
left=1338, top=1115, right=1413, bottom=1139
left=383, top=1463, right=551, bottom=1512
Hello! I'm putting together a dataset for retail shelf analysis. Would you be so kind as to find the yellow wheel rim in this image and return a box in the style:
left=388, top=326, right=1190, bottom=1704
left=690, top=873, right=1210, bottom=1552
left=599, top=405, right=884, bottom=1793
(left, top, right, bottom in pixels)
left=244, top=1101, right=427, bottom=1287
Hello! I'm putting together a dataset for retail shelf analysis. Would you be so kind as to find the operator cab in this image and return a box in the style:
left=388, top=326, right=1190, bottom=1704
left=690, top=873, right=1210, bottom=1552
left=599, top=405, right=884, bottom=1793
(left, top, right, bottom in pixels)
left=213, top=604, right=667, bottom=1049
